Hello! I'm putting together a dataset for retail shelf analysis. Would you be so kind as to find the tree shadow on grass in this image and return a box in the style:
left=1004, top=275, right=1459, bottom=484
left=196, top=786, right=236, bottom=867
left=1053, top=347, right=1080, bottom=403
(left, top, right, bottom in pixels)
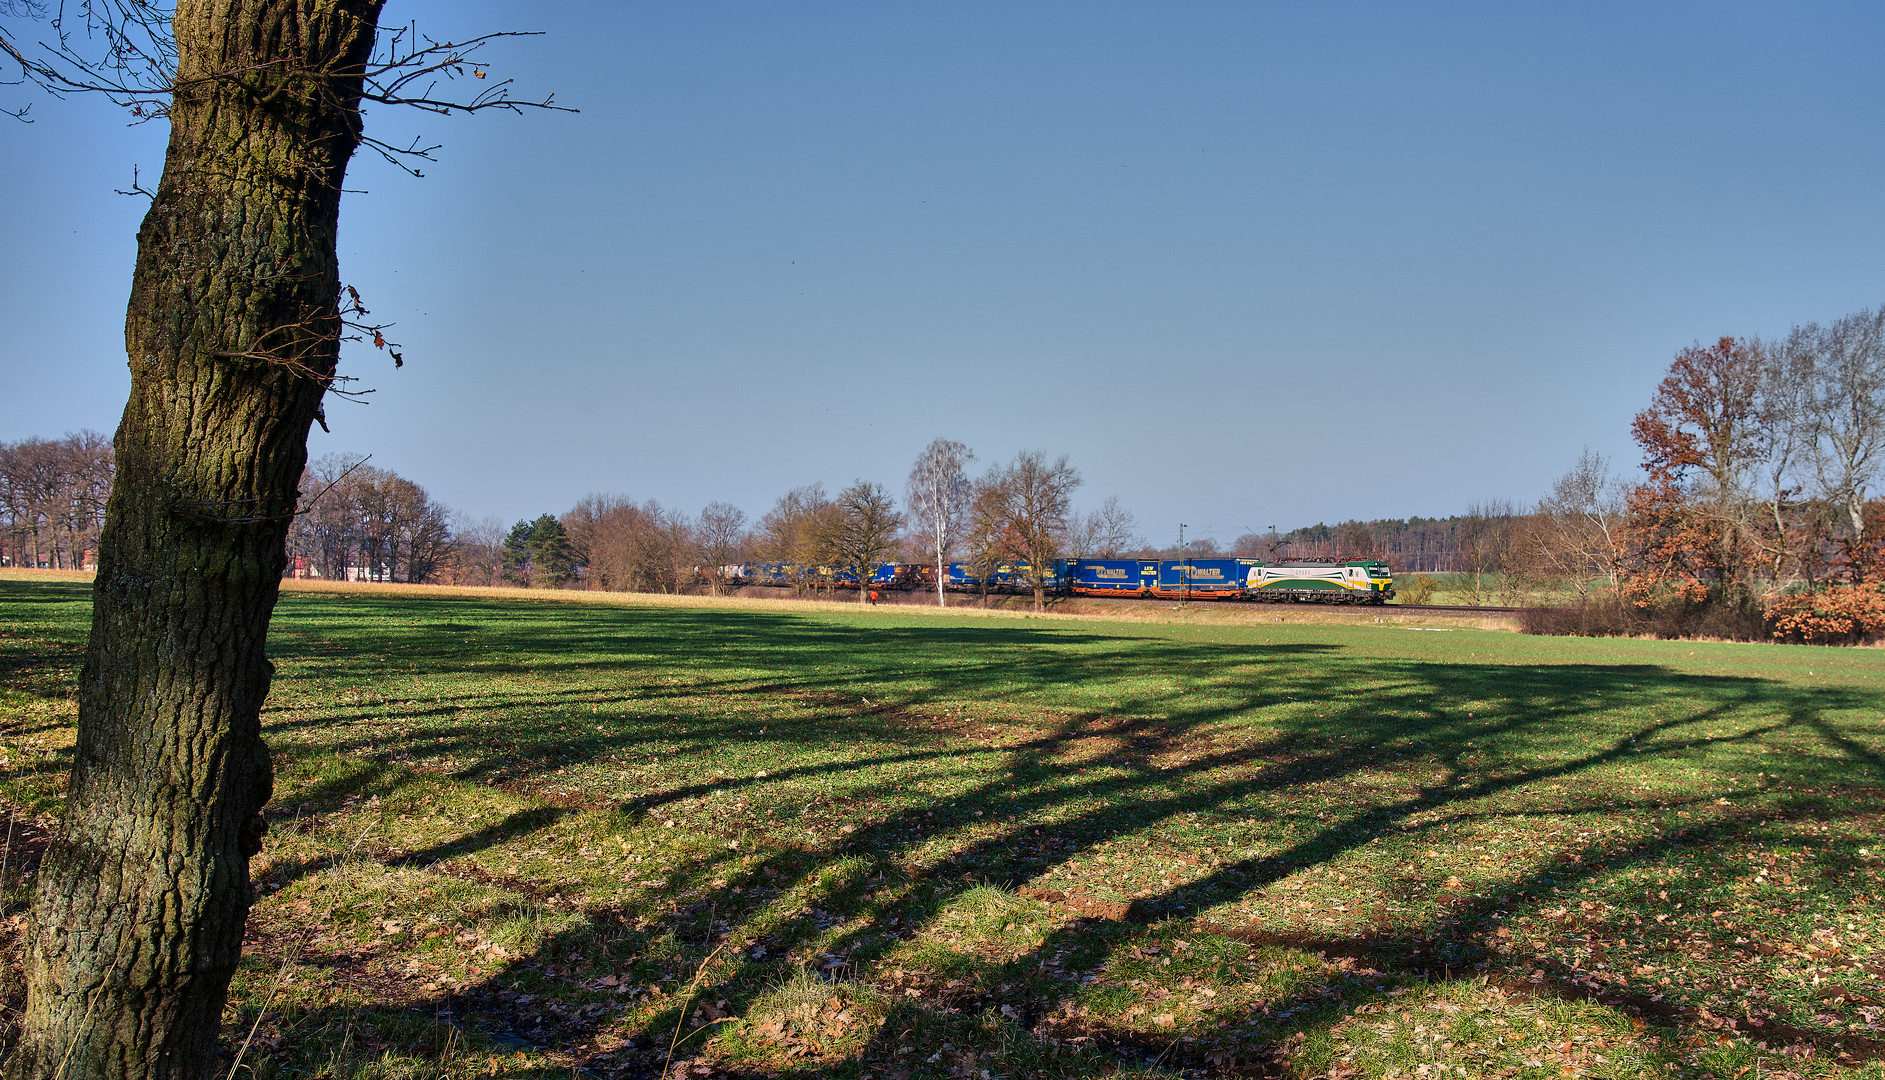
left=8, top=581, right=1884, bottom=1076
left=229, top=597, right=1885, bottom=1075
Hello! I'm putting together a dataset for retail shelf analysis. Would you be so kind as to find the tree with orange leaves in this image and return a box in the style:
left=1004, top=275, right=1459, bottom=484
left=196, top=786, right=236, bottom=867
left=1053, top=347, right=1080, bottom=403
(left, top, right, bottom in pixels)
left=1622, top=337, right=1767, bottom=604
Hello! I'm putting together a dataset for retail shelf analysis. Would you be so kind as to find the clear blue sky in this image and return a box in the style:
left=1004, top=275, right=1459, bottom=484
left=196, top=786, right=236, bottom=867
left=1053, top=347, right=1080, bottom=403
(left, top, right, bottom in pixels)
left=5, top=2, right=1882, bottom=548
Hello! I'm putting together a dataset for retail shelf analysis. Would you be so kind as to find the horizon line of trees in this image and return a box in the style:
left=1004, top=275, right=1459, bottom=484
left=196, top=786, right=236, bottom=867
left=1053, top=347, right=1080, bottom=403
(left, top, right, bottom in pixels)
left=506, top=443, right=1121, bottom=611
left=23, top=295, right=1883, bottom=634
left=0, top=431, right=113, bottom=571
left=0, top=431, right=1603, bottom=590
left=1368, top=303, right=1885, bottom=640
left=502, top=447, right=1536, bottom=611
left=285, top=454, right=456, bottom=584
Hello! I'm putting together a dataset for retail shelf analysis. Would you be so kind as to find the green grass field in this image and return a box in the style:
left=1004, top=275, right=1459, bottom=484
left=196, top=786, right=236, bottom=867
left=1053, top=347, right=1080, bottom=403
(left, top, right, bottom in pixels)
left=3, top=575, right=1882, bottom=1080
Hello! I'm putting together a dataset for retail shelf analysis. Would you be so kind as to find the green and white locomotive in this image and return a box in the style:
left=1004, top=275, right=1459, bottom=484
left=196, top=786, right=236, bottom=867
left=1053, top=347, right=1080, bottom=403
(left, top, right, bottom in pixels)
left=1245, top=560, right=1394, bottom=604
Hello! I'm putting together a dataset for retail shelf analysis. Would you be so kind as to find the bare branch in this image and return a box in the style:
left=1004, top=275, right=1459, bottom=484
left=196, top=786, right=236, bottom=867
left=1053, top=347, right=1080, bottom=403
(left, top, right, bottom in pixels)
left=2, top=0, right=178, bottom=116
left=205, top=280, right=403, bottom=409
left=111, top=161, right=152, bottom=198
left=3, top=9, right=574, bottom=137
left=339, top=283, right=403, bottom=367
left=361, top=25, right=573, bottom=117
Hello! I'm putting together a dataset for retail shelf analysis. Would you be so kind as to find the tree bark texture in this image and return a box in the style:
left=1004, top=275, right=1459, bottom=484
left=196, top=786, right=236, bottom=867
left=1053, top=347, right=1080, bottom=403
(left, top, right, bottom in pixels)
left=7, top=3, right=380, bottom=1077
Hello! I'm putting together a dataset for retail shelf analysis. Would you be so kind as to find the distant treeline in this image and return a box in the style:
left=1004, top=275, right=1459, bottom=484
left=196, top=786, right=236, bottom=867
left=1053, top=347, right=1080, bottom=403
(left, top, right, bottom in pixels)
left=285, top=455, right=455, bottom=584
left=19, top=301, right=1884, bottom=645
left=1255, top=518, right=1475, bottom=571
left=0, top=432, right=1562, bottom=588
left=0, top=431, right=113, bottom=571
left=1131, top=518, right=1480, bottom=571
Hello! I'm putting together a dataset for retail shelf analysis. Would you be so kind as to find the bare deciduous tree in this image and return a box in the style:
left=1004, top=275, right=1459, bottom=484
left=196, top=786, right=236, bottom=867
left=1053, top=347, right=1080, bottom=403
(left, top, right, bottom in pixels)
left=1058, top=496, right=1136, bottom=559
left=442, top=513, right=507, bottom=586
left=697, top=501, right=749, bottom=595
left=1457, top=499, right=1517, bottom=607
left=1746, top=330, right=1819, bottom=582
left=1089, top=495, right=1139, bottom=558
left=980, top=450, right=1081, bottom=611
left=963, top=478, right=1009, bottom=603
left=565, top=495, right=698, bottom=594
left=0, top=431, right=113, bottom=570
left=1059, top=510, right=1100, bottom=559
left=1805, top=307, right=1885, bottom=543
left=286, top=454, right=454, bottom=583
left=1532, top=448, right=1629, bottom=599
left=827, top=480, right=902, bottom=603
left=905, top=437, right=973, bottom=606
left=759, top=483, right=838, bottom=594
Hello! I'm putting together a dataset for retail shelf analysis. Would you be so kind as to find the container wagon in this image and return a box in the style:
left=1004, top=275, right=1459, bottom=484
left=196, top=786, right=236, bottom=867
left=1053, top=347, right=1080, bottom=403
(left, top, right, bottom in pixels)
left=1149, top=557, right=1261, bottom=600
left=1070, top=559, right=1158, bottom=596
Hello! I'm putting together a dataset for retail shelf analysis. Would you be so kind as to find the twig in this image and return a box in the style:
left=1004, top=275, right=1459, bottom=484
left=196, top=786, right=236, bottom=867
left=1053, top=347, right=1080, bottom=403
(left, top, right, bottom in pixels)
left=2, top=808, right=15, bottom=886
left=1148, top=1035, right=1180, bottom=1070
left=112, top=162, right=153, bottom=199
left=225, top=941, right=303, bottom=1080
left=297, top=455, right=374, bottom=516
left=50, top=983, right=106, bottom=1080
left=661, top=938, right=730, bottom=1079
left=348, top=808, right=382, bottom=856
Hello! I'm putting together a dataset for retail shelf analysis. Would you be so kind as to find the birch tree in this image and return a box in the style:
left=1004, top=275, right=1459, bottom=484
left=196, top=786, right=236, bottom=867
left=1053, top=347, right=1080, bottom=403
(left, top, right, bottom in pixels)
left=905, top=438, right=973, bottom=606
left=1749, top=329, right=1818, bottom=581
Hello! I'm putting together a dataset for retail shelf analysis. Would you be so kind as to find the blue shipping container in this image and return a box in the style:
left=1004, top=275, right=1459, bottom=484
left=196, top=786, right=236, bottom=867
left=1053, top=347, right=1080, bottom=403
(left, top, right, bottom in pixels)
left=1152, top=558, right=1256, bottom=597
left=1070, top=559, right=1157, bottom=594
left=945, top=561, right=1069, bottom=592
left=1020, top=561, right=1071, bottom=591
left=834, top=563, right=902, bottom=587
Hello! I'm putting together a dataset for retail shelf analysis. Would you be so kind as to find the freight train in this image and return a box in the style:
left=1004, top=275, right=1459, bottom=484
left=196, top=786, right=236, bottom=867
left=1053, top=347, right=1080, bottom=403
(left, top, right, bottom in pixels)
left=734, top=557, right=1395, bottom=604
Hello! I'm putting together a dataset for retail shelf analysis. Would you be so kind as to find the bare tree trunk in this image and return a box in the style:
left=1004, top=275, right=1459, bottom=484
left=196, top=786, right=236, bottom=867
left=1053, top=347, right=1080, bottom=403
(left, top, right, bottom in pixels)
left=7, top=4, right=379, bottom=1077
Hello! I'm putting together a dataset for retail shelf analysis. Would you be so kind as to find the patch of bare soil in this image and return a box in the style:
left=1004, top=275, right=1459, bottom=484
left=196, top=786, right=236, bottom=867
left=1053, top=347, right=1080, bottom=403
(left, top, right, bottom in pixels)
left=0, top=810, right=52, bottom=1053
